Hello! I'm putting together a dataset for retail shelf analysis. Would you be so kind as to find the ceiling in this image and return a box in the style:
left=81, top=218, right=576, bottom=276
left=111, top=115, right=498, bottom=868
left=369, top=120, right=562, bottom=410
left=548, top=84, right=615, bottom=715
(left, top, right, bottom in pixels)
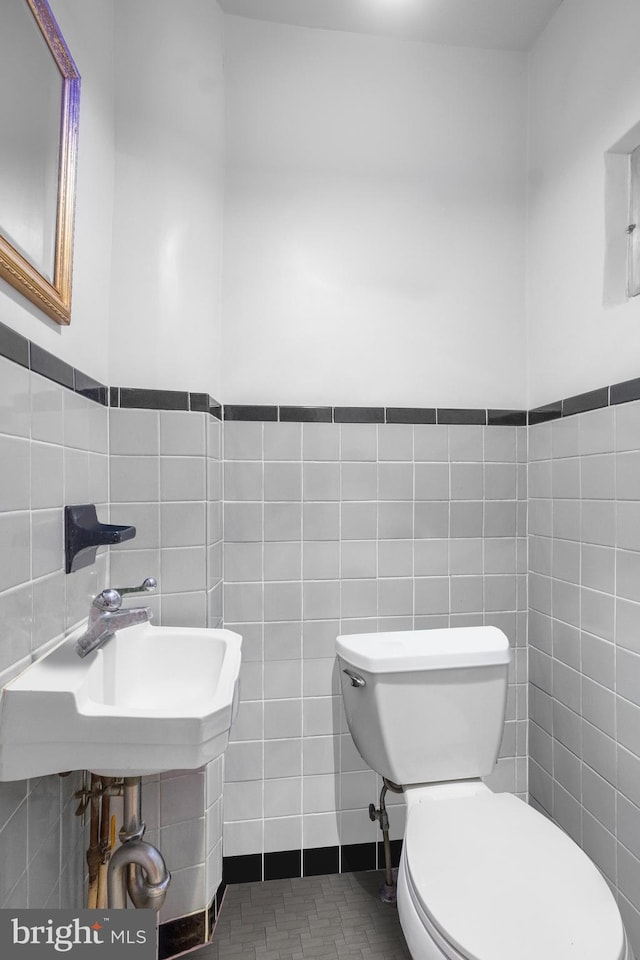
left=217, top=0, right=564, bottom=52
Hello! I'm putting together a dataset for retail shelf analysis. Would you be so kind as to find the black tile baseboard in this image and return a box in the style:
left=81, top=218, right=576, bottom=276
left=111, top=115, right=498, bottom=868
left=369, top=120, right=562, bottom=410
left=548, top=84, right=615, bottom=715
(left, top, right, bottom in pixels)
left=222, top=840, right=403, bottom=886
left=223, top=853, right=263, bottom=884
left=341, top=842, right=377, bottom=873
left=264, top=849, right=302, bottom=881
left=158, top=911, right=206, bottom=960
left=303, top=845, right=340, bottom=877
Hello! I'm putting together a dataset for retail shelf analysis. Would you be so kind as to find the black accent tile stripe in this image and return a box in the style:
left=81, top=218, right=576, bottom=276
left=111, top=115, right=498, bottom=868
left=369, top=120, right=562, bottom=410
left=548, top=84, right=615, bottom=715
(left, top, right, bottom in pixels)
left=0, top=321, right=29, bottom=368
left=280, top=405, right=333, bottom=423
left=264, top=849, right=302, bottom=881
left=30, top=343, right=74, bottom=390
left=386, top=407, right=436, bottom=424
left=488, top=409, right=527, bottom=427
left=158, top=911, right=206, bottom=960
left=74, top=369, right=108, bottom=406
left=562, top=387, right=609, bottom=418
left=189, top=392, right=211, bottom=412
left=223, top=853, right=263, bottom=884
left=210, top=403, right=222, bottom=420
left=528, top=401, right=562, bottom=425
left=334, top=406, right=385, bottom=423
left=341, top=842, right=377, bottom=873
left=119, top=387, right=189, bottom=411
left=109, top=387, right=120, bottom=407
left=611, top=377, right=640, bottom=406
left=303, top=846, right=339, bottom=877
left=224, top=404, right=278, bottom=421
left=437, top=408, right=487, bottom=426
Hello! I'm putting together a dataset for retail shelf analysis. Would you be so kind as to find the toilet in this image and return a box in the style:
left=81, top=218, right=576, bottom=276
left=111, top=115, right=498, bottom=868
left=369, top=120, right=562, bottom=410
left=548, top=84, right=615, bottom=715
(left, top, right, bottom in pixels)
left=336, top=626, right=633, bottom=960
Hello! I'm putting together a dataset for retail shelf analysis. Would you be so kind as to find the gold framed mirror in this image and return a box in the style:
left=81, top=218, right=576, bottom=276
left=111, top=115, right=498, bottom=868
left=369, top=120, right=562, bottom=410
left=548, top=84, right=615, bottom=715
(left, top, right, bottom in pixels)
left=0, top=0, right=80, bottom=326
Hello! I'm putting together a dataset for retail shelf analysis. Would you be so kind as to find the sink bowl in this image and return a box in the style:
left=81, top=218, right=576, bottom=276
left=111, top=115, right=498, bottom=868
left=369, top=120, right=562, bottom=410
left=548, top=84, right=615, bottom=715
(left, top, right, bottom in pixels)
left=0, top=622, right=242, bottom=780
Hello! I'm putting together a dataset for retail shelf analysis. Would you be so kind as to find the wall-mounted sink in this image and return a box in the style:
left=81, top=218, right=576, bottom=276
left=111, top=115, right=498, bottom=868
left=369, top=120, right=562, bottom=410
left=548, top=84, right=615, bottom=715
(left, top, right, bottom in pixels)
left=0, top=622, right=242, bottom=780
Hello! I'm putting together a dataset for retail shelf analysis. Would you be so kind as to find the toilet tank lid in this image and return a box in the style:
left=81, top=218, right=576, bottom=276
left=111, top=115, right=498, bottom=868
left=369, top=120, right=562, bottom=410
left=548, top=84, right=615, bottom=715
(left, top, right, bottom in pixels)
left=336, top=626, right=510, bottom=673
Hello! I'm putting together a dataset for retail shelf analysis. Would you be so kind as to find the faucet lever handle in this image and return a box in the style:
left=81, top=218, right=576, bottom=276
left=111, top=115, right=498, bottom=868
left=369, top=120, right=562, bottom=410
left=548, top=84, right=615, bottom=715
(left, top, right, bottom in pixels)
left=93, top=588, right=123, bottom=611
left=112, top=577, right=158, bottom=598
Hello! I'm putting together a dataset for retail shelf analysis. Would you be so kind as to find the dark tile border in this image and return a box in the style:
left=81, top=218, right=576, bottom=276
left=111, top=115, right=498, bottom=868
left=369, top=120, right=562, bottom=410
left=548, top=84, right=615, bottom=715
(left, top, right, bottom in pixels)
left=118, top=387, right=189, bottom=411
left=611, top=377, right=640, bottom=406
left=334, top=406, right=385, bottom=424
left=562, top=387, right=609, bottom=417
left=437, top=408, right=487, bottom=425
left=74, top=369, right=108, bottom=406
left=30, top=343, right=74, bottom=390
left=223, top=404, right=527, bottom=425
left=488, top=409, right=527, bottom=427
left=386, top=407, right=436, bottom=424
left=224, top=404, right=278, bottom=421
left=528, top=401, right=562, bottom=425
left=0, top=321, right=29, bottom=369
left=280, top=405, right=333, bottom=423
left=4, top=318, right=640, bottom=422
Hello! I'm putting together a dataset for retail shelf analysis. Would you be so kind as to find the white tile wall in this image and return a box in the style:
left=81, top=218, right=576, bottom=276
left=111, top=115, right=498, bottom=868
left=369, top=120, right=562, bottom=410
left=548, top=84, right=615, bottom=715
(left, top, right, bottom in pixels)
left=223, top=420, right=528, bottom=858
left=0, top=358, right=108, bottom=907
left=0, top=367, right=224, bottom=922
left=529, top=401, right=640, bottom=955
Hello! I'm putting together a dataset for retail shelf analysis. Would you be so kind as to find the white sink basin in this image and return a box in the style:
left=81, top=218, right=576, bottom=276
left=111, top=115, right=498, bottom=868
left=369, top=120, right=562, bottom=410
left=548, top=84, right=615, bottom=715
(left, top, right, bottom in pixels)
left=0, top=622, right=242, bottom=780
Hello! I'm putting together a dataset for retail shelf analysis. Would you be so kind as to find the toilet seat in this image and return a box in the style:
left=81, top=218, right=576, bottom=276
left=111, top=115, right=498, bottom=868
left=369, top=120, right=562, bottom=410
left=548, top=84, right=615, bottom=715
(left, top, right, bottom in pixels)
left=402, top=791, right=626, bottom=960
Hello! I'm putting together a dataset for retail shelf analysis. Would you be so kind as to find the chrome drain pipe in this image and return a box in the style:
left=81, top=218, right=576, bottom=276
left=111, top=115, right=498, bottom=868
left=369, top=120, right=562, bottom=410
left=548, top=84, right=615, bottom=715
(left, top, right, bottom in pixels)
left=107, top=776, right=171, bottom=910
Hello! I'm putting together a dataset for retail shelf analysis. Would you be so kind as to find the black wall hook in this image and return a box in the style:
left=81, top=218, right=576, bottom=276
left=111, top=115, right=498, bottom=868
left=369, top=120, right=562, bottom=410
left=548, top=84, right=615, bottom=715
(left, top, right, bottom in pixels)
left=65, top=504, right=136, bottom=574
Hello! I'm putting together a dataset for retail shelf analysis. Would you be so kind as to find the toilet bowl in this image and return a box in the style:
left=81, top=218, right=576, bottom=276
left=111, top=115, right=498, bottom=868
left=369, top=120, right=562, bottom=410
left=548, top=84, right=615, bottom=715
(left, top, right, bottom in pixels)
left=336, top=627, right=634, bottom=960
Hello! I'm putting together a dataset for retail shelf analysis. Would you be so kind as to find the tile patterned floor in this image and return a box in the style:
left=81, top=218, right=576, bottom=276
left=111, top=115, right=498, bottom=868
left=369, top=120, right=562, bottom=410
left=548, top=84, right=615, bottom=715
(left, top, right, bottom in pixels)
left=195, top=871, right=412, bottom=960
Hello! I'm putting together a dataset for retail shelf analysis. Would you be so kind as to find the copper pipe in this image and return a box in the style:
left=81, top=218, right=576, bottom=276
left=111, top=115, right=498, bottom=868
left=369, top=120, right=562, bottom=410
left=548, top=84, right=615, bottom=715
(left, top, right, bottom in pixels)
left=86, top=774, right=101, bottom=908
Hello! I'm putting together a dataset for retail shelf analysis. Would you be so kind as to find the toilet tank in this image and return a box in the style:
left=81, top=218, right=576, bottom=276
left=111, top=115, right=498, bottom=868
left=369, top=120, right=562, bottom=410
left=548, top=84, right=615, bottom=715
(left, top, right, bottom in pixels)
left=336, top=627, right=510, bottom=786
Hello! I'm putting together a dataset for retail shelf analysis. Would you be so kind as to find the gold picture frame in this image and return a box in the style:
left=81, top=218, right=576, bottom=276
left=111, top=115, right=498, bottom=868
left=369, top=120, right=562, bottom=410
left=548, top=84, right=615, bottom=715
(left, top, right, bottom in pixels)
left=0, top=0, right=80, bottom=325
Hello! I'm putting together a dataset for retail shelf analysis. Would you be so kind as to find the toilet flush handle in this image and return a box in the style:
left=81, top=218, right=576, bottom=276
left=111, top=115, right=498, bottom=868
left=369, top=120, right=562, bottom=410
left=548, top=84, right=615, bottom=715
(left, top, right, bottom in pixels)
left=343, top=669, right=366, bottom=688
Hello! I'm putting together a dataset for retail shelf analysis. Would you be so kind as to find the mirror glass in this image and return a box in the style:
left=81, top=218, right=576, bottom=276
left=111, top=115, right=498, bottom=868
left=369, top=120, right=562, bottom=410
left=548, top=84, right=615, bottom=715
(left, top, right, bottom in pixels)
left=0, top=0, right=80, bottom=325
left=0, top=2, right=62, bottom=282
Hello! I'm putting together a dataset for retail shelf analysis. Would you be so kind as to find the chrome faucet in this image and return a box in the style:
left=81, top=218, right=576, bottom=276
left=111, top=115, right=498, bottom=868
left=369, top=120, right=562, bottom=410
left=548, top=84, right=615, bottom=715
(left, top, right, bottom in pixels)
left=75, top=578, right=157, bottom=658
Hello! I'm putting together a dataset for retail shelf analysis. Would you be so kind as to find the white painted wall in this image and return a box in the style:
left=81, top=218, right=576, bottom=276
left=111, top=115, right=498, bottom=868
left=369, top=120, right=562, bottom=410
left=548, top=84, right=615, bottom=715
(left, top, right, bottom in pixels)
left=221, top=17, right=528, bottom=408
left=109, top=0, right=225, bottom=399
left=0, top=0, right=115, bottom=385
left=527, top=0, right=640, bottom=408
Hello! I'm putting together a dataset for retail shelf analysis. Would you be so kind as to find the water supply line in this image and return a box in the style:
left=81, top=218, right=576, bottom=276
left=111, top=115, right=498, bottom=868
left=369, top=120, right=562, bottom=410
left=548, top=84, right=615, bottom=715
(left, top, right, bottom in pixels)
left=107, top=776, right=171, bottom=911
left=86, top=774, right=101, bottom=909
left=96, top=776, right=115, bottom=909
left=369, top=778, right=403, bottom=904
